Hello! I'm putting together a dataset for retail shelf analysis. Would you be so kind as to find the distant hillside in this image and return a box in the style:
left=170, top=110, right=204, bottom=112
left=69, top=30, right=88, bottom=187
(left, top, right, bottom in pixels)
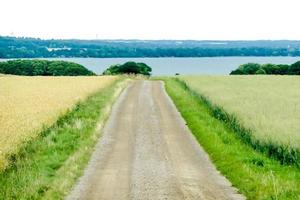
left=1, top=36, right=300, bottom=58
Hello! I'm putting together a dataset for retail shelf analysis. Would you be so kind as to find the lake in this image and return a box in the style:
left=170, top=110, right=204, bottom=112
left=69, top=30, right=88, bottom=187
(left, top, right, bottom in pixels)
left=1, top=57, right=300, bottom=75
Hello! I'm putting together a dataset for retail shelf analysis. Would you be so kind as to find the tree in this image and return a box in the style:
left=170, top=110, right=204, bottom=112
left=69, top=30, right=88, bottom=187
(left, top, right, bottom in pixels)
left=103, top=61, right=152, bottom=75
left=289, top=61, right=300, bottom=75
left=261, top=64, right=280, bottom=74
left=230, top=62, right=300, bottom=75
left=255, top=68, right=266, bottom=74
left=276, top=64, right=289, bottom=75
left=0, top=60, right=95, bottom=76
left=230, top=68, right=245, bottom=75
left=230, top=63, right=261, bottom=75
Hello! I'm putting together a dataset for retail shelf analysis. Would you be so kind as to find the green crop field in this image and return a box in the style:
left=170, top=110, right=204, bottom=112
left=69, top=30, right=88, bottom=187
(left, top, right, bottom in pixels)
left=179, top=75, right=300, bottom=164
left=161, top=77, right=300, bottom=199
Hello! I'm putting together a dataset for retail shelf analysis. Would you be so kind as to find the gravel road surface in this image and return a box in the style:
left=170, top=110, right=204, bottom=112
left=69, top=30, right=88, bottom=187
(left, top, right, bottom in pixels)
left=66, top=80, right=245, bottom=200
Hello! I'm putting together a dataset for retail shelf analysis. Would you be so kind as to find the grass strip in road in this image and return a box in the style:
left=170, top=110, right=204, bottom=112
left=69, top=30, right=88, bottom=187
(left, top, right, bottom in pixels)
left=162, top=77, right=300, bottom=200
left=0, top=78, right=128, bottom=200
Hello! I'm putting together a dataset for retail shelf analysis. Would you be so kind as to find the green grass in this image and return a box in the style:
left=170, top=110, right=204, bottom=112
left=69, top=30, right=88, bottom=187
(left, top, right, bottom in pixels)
left=162, top=77, right=300, bottom=200
left=0, top=78, right=128, bottom=200
left=179, top=75, right=300, bottom=166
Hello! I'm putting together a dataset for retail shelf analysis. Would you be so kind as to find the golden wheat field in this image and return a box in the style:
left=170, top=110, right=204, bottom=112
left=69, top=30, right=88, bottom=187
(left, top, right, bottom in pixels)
left=180, top=75, right=300, bottom=150
left=0, top=75, right=117, bottom=169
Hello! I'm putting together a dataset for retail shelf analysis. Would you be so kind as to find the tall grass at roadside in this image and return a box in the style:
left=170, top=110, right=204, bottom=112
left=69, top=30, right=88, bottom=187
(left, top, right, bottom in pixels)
left=0, top=78, right=128, bottom=200
left=0, top=76, right=117, bottom=170
left=179, top=75, right=300, bottom=166
left=162, top=77, right=300, bottom=200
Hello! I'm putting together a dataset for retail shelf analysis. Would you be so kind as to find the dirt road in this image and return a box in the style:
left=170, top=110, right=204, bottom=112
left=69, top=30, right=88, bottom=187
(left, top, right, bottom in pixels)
left=67, top=80, right=245, bottom=200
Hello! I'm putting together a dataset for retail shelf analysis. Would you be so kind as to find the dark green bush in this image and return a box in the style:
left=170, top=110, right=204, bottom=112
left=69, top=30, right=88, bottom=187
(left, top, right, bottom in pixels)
left=255, top=68, right=266, bottom=74
left=230, top=61, right=300, bottom=75
left=289, top=61, right=300, bottom=75
left=230, top=68, right=245, bottom=75
left=230, top=63, right=260, bottom=75
left=0, top=60, right=95, bottom=76
left=103, top=61, right=152, bottom=75
left=261, top=64, right=280, bottom=74
left=276, top=64, right=290, bottom=75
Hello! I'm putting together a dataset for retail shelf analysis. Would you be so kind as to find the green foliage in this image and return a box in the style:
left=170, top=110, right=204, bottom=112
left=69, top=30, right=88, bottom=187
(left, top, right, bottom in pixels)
left=230, top=61, right=300, bottom=75
left=276, top=64, right=290, bottom=75
left=162, top=77, right=300, bottom=199
left=229, top=68, right=245, bottom=75
left=103, top=61, right=152, bottom=75
left=261, top=63, right=280, bottom=74
left=255, top=68, right=266, bottom=74
left=0, top=60, right=95, bottom=76
left=235, top=63, right=261, bottom=74
left=289, top=61, right=300, bottom=75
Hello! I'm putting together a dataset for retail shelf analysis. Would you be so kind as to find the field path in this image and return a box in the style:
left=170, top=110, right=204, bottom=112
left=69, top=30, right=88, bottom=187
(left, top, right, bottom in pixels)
left=67, top=80, right=245, bottom=200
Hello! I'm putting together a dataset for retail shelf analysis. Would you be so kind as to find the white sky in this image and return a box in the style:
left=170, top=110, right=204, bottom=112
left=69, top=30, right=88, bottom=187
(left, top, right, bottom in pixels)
left=1, top=0, right=299, bottom=40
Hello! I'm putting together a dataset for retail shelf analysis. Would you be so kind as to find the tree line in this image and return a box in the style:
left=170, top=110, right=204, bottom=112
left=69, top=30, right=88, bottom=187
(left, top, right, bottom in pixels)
left=230, top=61, right=300, bottom=75
left=1, top=36, right=300, bottom=58
left=0, top=60, right=95, bottom=76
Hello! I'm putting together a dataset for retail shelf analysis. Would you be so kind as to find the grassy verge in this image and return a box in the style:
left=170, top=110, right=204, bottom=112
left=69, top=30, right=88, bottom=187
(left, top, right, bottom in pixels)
left=178, top=76, right=300, bottom=166
left=162, top=77, right=300, bottom=200
left=0, top=78, right=129, bottom=200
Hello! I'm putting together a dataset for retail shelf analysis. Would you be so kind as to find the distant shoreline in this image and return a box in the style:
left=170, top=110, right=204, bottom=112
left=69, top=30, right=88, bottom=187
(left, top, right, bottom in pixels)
left=1, top=36, right=300, bottom=58
left=2, top=55, right=300, bottom=60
